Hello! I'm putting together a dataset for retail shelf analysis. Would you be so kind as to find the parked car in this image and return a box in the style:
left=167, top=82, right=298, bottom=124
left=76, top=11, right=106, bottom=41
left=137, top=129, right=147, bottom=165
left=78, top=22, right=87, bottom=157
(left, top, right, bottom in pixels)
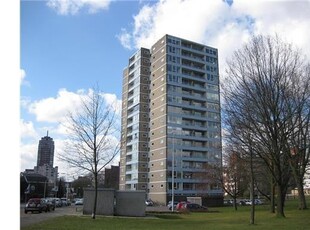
left=43, top=198, right=55, bottom=211
left=61, top=198, right=69, bottom=206
left=183, top=203, right=208, bottom=212
left=176, top=201, right=191, bottom=211
left=24, top=198, right=48, bottom=214
left=55, top=198, right=62, bottom=207
left=254, top=199, right=263, bottom=205
left=75, top=198, right=83, bottom=205
left=239, top=199, right=247, bottom=206
left=224, top=199, right=234, bottom=206
left=145, top=199, right=154, bottom=206
left=167, top=201, right=179, bottom=210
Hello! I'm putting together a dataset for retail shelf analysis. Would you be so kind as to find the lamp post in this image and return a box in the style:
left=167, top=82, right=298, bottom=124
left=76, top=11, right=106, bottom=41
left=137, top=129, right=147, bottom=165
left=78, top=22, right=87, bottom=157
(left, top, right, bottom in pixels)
left=171, top=132, right=175, bottom=212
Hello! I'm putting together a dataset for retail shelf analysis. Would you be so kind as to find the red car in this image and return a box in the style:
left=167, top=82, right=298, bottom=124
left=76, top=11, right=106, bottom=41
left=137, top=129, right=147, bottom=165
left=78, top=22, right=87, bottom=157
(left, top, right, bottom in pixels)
left=176, top=201, right=191, bottom=211
left=24, top=198, right=48, bottom=214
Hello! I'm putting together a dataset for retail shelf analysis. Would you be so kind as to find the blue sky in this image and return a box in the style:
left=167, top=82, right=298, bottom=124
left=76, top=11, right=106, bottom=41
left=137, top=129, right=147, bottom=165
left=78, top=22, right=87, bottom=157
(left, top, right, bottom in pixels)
left=19, top=0, right=310, bottom=176
left=21, top=1, right=139, bottom=101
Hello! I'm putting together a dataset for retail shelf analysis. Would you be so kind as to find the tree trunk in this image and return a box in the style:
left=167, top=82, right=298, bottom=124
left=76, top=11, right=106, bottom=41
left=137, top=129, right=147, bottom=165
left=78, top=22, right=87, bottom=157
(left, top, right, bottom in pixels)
left=250, top=147, right=255, bottom=225
left=276, top=186, right=286, bottom=217
left=233, top=180, right=237, bottom=211
left=233, top=197, right=237, bottom=211
left=296, top=181, right=307, bottom=210
left=92, top=173, right=98, bottom=219
left=270, top=182, right=275, bottom=213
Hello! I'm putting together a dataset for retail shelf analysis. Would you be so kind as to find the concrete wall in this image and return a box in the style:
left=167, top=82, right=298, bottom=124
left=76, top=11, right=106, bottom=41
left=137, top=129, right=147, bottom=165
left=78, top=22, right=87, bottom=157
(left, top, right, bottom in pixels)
left=83, top=188, right=115, bottom=215
left=115, top=190, right=146, bottom=217
left=83, top=188, right=146, bottom=217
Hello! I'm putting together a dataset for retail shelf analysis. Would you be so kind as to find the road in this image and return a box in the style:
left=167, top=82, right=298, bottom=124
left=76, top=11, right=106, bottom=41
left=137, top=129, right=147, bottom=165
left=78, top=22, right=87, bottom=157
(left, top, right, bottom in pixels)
left=20, top=204, right=83, bottom=228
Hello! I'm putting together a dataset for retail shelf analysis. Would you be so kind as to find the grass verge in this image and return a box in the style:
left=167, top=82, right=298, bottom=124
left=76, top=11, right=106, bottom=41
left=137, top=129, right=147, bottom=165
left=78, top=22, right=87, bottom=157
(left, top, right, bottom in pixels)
left=21, top=198, right=310, bottom=230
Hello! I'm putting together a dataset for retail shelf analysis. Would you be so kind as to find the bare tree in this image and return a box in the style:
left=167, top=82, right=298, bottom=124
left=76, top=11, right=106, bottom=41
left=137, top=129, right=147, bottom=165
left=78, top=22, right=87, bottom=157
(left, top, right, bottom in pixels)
left=59, top=86, right=120, bottom=219
left=223, top=35, right=310, bottom=217
left=222, top=147, right=249, bottom=211
left=283, top=64, right=310, bottom=209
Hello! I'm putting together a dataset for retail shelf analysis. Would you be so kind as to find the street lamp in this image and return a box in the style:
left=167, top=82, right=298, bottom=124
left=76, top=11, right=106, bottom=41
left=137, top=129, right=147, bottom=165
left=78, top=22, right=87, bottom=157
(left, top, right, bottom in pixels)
left=171, top=132, right=175, bottom=212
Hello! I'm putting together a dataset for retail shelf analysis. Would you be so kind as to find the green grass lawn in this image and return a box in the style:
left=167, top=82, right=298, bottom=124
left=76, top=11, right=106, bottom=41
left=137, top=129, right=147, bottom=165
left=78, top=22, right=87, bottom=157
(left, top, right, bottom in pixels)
left=21, top=199, right=310, bottom=230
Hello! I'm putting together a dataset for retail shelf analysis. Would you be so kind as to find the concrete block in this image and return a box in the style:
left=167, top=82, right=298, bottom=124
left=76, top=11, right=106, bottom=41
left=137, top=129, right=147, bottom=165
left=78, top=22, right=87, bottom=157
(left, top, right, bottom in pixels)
left=83, top=188, right=115, bottom=215
left=115, top=190, right=146, bottom=217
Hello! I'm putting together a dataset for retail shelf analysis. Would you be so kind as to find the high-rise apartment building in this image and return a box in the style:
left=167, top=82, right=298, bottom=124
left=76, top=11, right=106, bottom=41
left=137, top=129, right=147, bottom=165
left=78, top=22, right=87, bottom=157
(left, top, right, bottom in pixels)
left=120, top=48, right=151, bottom=191
left=37, top=132, right=55, bottom=167
left=120, top=35, right=222, bottom=205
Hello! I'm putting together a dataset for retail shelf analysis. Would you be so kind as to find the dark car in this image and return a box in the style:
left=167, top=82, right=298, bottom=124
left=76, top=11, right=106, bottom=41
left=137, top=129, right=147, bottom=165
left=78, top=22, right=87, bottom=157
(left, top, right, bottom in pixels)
left=24, top=198, right=48, bottom=213
left=239, top=199, right=247, bottom=206
left=44, top=198, right=56, bottom=211
left=183, top=203, right=208, bottom=212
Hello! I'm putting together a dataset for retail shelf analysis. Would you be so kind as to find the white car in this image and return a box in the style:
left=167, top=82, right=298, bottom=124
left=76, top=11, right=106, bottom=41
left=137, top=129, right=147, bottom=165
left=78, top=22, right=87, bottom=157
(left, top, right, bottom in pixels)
left=75, top=198, right=83, bottom=205
left=167, top=201, right=178, bottom=210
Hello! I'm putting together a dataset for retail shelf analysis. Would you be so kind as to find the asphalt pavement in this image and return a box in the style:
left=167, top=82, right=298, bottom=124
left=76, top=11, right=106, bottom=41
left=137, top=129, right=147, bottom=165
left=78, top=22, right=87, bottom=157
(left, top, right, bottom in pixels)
left=20, top=204, right=83, bottom=228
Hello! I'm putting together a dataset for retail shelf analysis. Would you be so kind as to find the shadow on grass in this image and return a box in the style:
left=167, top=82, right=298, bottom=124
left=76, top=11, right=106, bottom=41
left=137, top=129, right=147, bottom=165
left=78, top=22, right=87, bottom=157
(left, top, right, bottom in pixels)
left=153, top=214, right=183, bottom=219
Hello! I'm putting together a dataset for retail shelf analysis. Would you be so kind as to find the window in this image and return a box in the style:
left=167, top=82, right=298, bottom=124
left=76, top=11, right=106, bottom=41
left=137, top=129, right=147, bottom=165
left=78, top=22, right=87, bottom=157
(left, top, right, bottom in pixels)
left=167, top=65, right=180, bottom=73
left=168, top=74, right=181, bottom=83
left=167, top=55, right=180, bottom=64
left=207, top=92, right=219, bottom=101
left=168, top=46, right=180, bottom=54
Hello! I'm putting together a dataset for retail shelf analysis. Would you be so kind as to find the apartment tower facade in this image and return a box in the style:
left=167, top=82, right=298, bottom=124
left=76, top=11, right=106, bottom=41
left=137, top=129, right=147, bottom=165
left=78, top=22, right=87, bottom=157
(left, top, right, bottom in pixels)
left=120, top=35, right=222, bottom=204
left=37, top=132, right=55, bottom=167
left=119, top=48, right=151, bottom=191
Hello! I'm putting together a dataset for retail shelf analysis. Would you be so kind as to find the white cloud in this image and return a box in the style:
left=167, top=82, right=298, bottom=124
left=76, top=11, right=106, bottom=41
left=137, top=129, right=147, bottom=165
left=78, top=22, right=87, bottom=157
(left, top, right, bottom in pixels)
left=20, top=69, right=25, bottom=83
left=20, top=142, right=38, bottom=171
left=46, top=0, right=111, bottom=15
left=20, top=68, right=30, bottom=86
left=118, top=0, right=310, bottom=75
left=27, top=88, right=122, bottom=123
left=117, top=28, right=132, bottom=50
left=233, top=0, right=310, bottom=56
left=20, top=119, right=38, bottom=140
left=101, top=92, right=122, bottom=116
left=21, top=88, right=122, bottom=172
left=28, top=88, right=82, bottom=123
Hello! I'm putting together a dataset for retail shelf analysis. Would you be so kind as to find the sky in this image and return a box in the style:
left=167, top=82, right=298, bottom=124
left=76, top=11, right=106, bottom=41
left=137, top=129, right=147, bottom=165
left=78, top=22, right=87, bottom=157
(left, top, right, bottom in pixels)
left=18, top=0, right=310, bottom=179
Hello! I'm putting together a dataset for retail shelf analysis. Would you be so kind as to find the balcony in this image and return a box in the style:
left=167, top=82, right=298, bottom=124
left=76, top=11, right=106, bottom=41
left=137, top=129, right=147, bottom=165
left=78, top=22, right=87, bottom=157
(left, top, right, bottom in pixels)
left=182, top=42, right=204, bottom=53
left=182, top=60, right=205, bottom=71
left=182, top=69, right=205, bottom=80
left=181, top=50, right=204, bottom=62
